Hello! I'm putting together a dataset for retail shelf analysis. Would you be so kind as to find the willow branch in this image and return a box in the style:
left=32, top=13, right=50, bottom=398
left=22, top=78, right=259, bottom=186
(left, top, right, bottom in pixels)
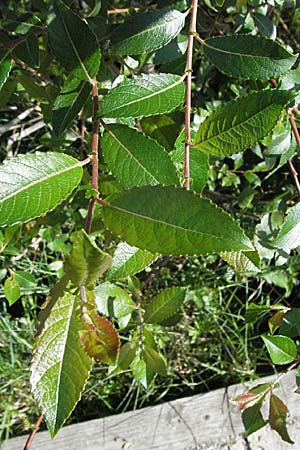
left=184, top=0, right=199, bottom=190
left=85, top=78, right=100, bottom=234
left=23, top=414, right=43, bottom=450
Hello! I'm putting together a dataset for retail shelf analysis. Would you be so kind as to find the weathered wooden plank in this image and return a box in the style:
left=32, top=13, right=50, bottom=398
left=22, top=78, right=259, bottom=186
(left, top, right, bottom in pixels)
left=2, top=371, right=299, bottom=450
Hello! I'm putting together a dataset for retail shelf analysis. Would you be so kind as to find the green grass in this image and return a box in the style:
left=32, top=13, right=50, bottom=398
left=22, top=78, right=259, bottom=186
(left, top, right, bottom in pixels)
left=0, top=254, right=278, bottom=441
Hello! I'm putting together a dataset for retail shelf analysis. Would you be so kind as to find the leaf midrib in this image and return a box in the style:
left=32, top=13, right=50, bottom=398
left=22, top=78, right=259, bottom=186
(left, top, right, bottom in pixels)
left=54, top=294, right=76, bottom=431
left=101, top=75, right=184, bottom=115
left=106, top=201, right=251, bottom=249
left=204, top=40, right=294, bottom=60
left=105, top=127, right=158, bottom=183
left=112, top=10, right=184, bottom=48
left=0, top=158, right=81, bottom=203
left=195, top=95, right=277, bottom=146
left=56, top=5, right=92, bottom=83
left=145, top=289, right=183, bottom=322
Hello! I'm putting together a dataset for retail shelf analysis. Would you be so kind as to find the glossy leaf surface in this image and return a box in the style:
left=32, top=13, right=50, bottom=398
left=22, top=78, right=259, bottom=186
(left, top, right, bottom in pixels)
left=262, top=334, right=297, bottom=365
left=203, top=35, right=297, bottom=80
left=95, top=282, right=135, bottom=328
left=272, top=203, right=300, bottom=250
left=102, top=185, right=253, bottom=256
left=101, top=124, right=178, bottom=188
left=106, top=242, right=157, bottom=281
left=242, top=403, right=266, bottom=436
left=0, top=51, right=12, bottom=92
left=0, top=152, right=83, bottom=227
left=47, top=0, right=100, bottom=80
left=194, top=90, right=293, bottom=157
left=110, top=9, right=186, bottom=55
left=98, top=74, right=185, bottom=119
left=30, top=290, right=93, bottom=437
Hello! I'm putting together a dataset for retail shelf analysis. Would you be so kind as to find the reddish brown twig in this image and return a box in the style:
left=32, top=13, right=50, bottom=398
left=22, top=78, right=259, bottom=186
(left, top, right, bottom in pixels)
left=184, top=0, right=199, bottom=190
left=23, top=414, right=43, bottom=450
left=85, top=78, right=100, bottom=234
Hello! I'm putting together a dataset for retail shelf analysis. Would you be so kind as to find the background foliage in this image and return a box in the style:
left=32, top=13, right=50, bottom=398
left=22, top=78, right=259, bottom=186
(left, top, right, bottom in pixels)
left=1, top=0, right=300, bottom=444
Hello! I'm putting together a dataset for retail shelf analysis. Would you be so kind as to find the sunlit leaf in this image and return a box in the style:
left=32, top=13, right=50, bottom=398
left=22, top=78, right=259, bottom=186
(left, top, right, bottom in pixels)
left=0, top=152, right=83, bottom=227
left=30, top=289, right=93, bottom=437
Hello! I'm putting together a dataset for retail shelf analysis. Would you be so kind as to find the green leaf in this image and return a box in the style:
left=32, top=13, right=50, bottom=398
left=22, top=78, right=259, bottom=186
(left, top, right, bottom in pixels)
left=30, top=289, right=93, bottom=437
left=144, top=287, right=186, bottom=324
left=171, top=128, right=208, bottom=193
left=193, top=90, right=294, bottom=157
left=0, top=152, right=83, bottom=227
left=98, top=73, right=185, bottom=119
left=13, top=33, right=40, bottom=68
left=79, top=302, right=120, bottom=365
left=106, top=242, right=157, bottom=281
left=140, top=114, right=179, bottom=152
left=130, top=356, right=154, bottom=388
left=262, top=334, right=297, bottom=365
left=154, top=34, right=188, bottom=64
left=4, top=277, right=21, bottom=306
left=252, top=13, right=276, bottom=40
left=142, top=347, right=167, bottom=376
left=245, top=304, right=273, bottom=323
left=101, top=124, right=178, bottom=188
left=14, top=271, right=36, bottom=289
left=64, top=229, right=112, bottom=288
left=53, top=79, right=90, bottom=135
left=47, top=0, right=100, bottom=81
left=110, top=9, right=187, bottom=55
left=279, top=309, right=300, bottom=338
left=117, top=342, right=138, bottom=370
left=242, top=403, right=266, bottom=436
left=0, top=51, right=12, bottom=92
left=101, top=185, right=254, bottom=256
left=202, top=35, right=297, bottom=80
left=220, top=251, right=260, bottom=273
left=269, top=394, right=294, bottom=443
left=272, top=203, right=300, bottom=250
left=95, top=282, right=135, bottom=329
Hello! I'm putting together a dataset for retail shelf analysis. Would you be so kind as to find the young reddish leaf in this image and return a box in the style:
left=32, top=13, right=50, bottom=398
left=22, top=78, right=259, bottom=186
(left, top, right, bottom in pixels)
left=262, top=335, right=297, bottom=365
left=79, top=305, right=120, bottom=365
left=242, top=402, right=266, bottom=436
left=269, top=394, right=294, bottom=443
left=4, top=276, right=21, bottom=306
left=268, top=311, right=286, bottom=334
